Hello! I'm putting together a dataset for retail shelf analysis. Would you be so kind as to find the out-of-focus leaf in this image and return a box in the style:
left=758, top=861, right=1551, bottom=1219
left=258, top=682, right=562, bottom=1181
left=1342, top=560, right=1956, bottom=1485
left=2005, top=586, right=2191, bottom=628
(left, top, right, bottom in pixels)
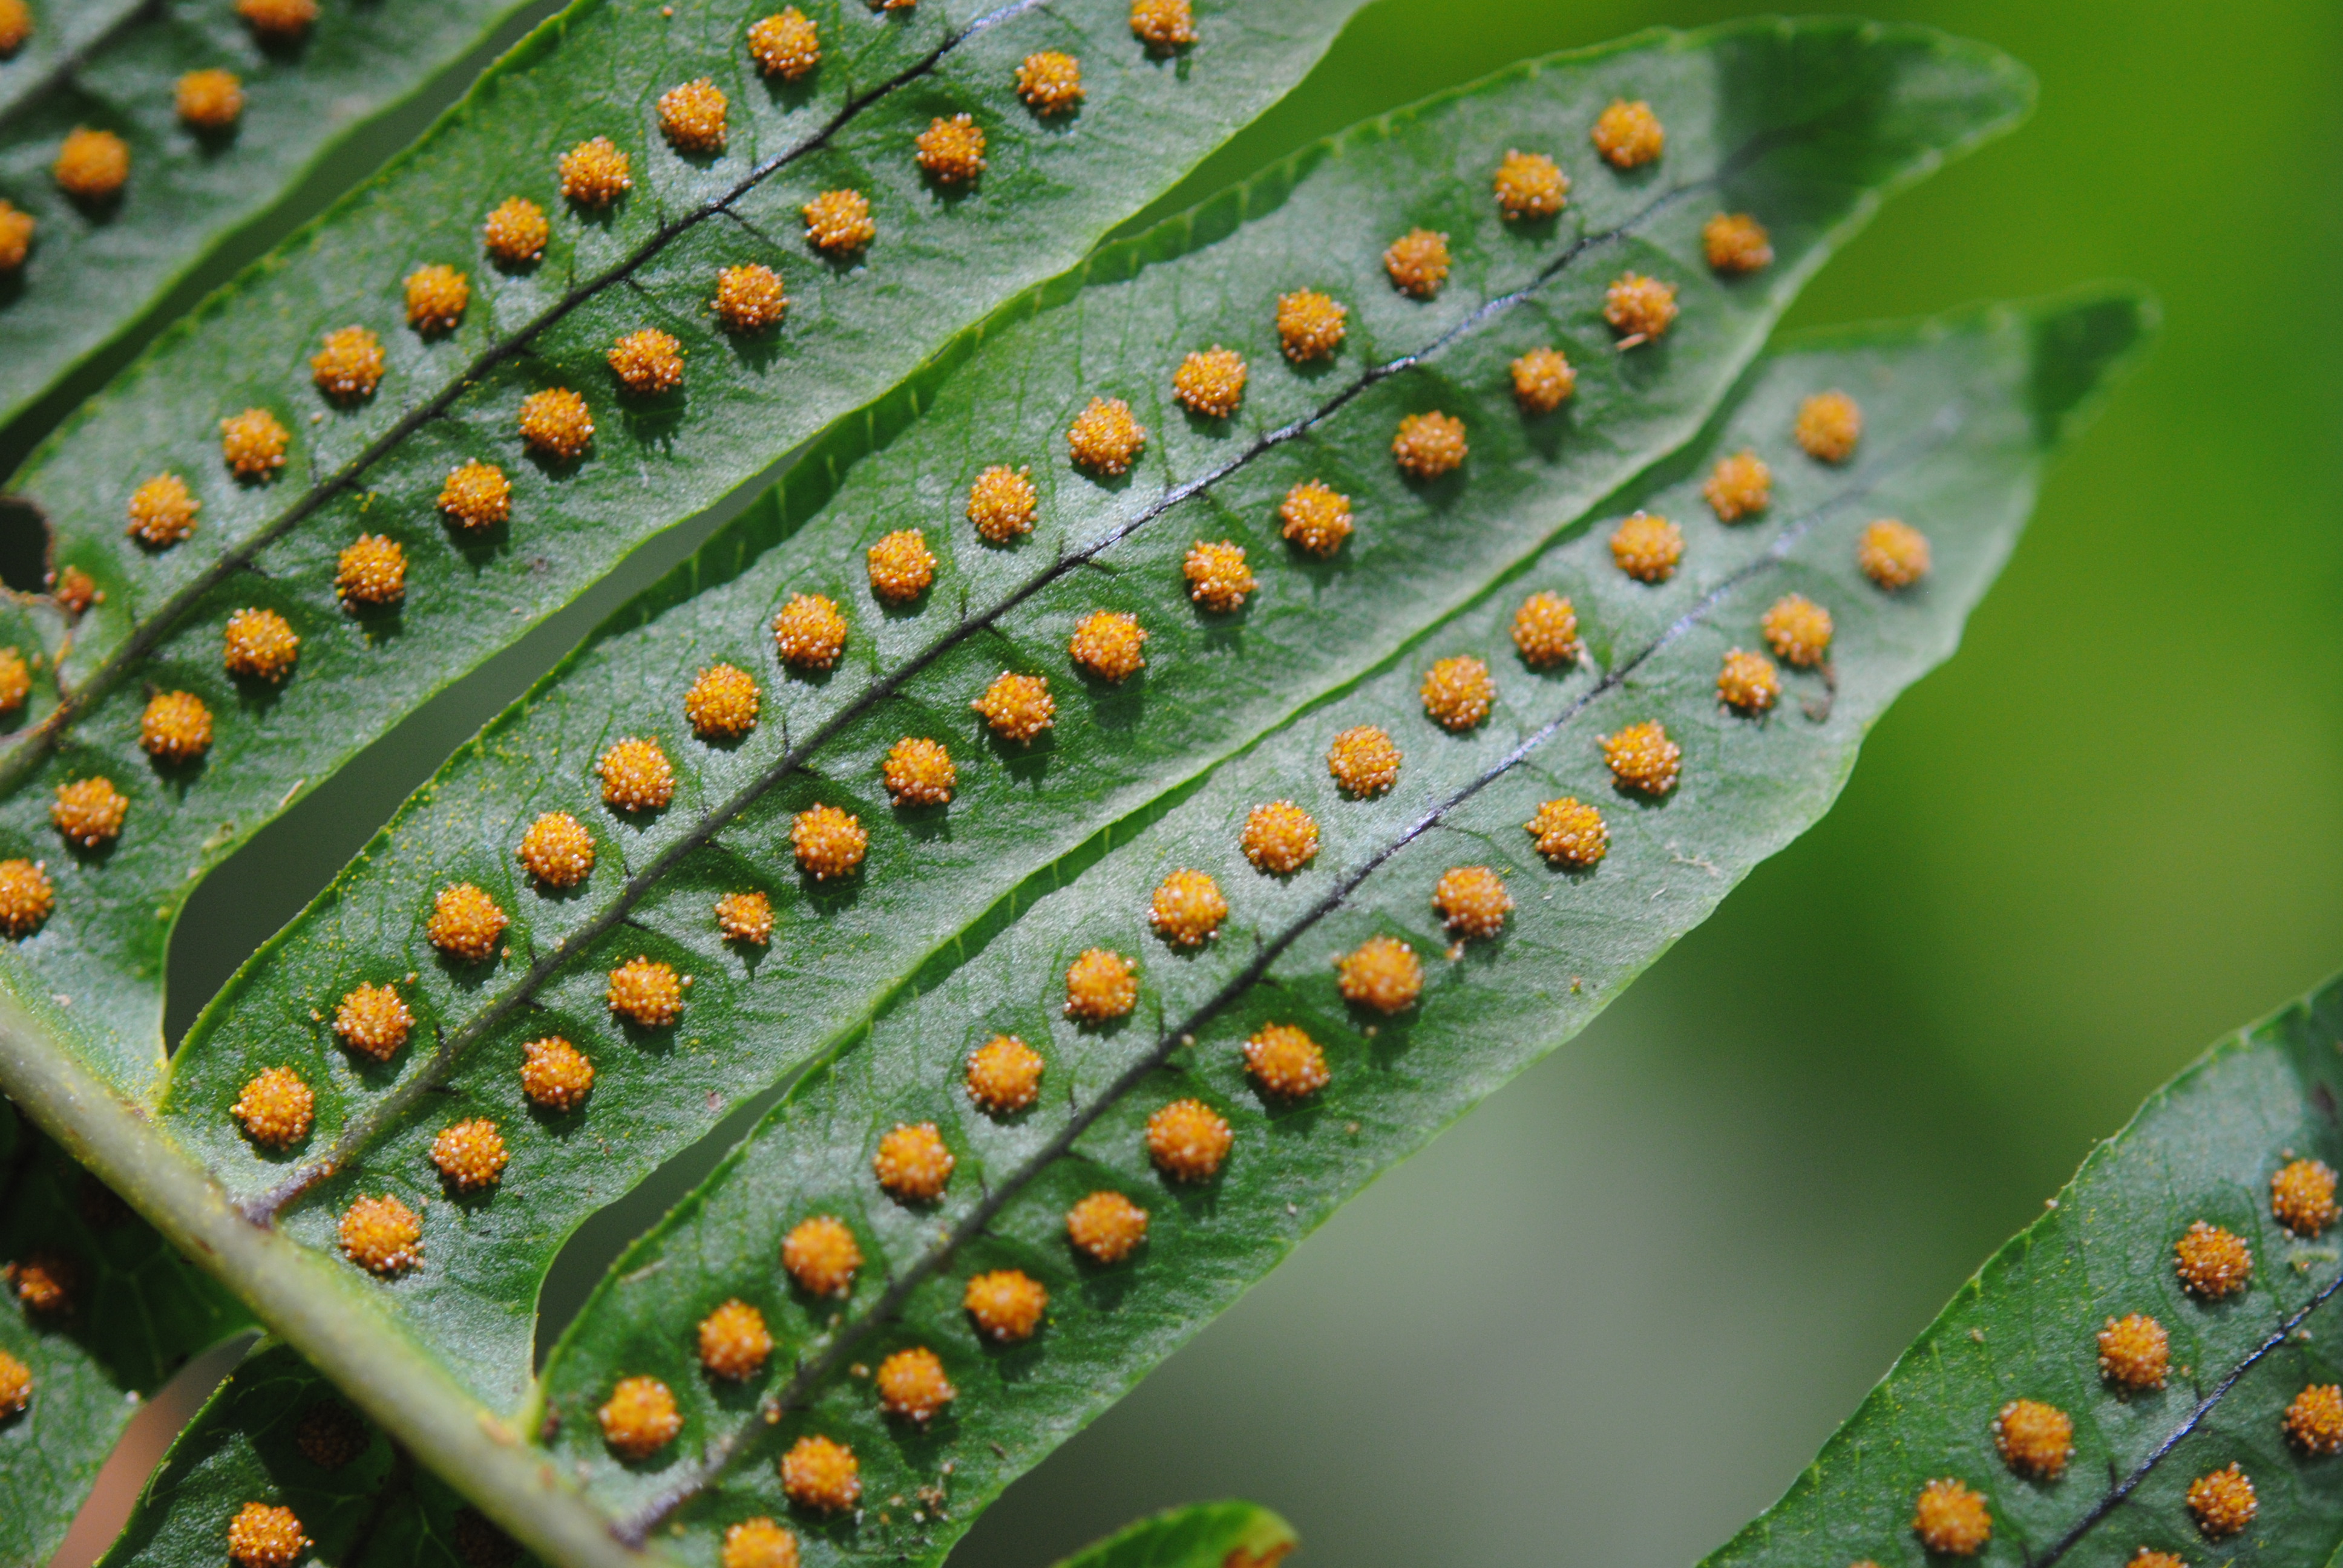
left=90, top=1338, right=501, bottom=1568
left=1050, top=1501, right=1298, bottom=1568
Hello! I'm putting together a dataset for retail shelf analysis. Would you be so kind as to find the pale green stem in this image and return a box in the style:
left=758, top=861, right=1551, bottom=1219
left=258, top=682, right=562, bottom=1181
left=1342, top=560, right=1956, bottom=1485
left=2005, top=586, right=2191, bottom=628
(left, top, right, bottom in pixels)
left=0, top=987, right=658, bottom=1568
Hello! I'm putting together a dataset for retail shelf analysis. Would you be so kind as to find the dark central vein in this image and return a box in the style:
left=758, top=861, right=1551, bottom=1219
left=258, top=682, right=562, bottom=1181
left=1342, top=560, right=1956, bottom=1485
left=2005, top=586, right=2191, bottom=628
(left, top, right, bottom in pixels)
left=609, top=408, right=1966, bottom=1540
left=242, top=153, right=1734, bottom=1223
left=2036, top=1264, right=2343, bottom=1567
left=0, top=0, right=1048, bottom=795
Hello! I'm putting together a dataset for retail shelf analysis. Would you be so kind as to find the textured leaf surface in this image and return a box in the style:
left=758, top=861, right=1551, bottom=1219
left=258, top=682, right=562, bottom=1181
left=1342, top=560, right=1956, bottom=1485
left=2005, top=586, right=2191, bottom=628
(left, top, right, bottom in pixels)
left=1703, top=969, right=2343, bottom=1568
left=1050, top=1501, right=1297, bottom=1568
left=139, top=18, right=2030, bottom=1416
left=0, top=0, right=1369, bottom=1093
left=83, top=286, right=2140, bottom=1568
left=0, top=0, right=546, bottom=428
left=1, top=1100, right=254, bottom=1568
left=507, top=292, right=2146, bottom=1566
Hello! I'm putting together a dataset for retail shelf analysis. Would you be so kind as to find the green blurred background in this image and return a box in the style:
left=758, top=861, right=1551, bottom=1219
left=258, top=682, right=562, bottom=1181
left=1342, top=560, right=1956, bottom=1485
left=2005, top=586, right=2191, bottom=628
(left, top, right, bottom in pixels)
left=102, top=1, right=2343, bottom=1564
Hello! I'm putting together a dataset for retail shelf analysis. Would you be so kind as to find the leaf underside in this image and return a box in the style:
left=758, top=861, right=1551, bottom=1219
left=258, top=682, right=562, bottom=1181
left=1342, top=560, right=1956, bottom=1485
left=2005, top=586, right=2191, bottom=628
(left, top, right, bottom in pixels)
left=93, top=1339, right=486, bottom=1568
left=0, top=0, right=547, bottom=430
left=526, top=292, right=2144, bottom=1567
left=0, top=14, right=2166, bottom=1568
left=146, top=15, right=2034, bottom=1414
left=0, top=0, right=1371, bottom=1091
left=94, top=284, right=2149, bottom=1565
left=110, top=1347, right=1290, bottom=1568
left=1705, top=970, right=2343, bottom=1568
left=2, top=0, right=1373, bottom=1552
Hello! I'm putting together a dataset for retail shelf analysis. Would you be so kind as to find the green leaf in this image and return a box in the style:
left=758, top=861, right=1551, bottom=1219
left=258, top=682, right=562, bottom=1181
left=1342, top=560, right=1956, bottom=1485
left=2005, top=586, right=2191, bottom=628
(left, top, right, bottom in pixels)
left=0, top=589, right=65, bottom=714
left=91, top=1339, right=495, bottom=1568
left=0, top=0, right=1373, bottom=1093
left=511, top=290, right=2146, bottom=1564
left=84, top=268, right=2132, bottom=1561
left=109, top=1347, right=1290, bottom=1568
left=0, top=0, right=549, bottom=428
left=1050, top=1501, right=1298, bottom=1568
left=1, top=1100, right=254, bottom=1568
left=1702, top=967, right=2343, bottom=1568
left=135, top=16, right=2032, bottom=1419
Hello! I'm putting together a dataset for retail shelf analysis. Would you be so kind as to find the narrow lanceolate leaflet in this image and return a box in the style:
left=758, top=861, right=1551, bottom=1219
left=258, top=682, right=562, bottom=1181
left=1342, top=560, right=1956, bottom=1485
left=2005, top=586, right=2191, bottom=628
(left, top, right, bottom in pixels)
left=0, top=0, right=1371, bottom=1091
left=1, top=1, right=1375, bottom=1560
left=516, top=292, right=2143, bottom=1567
left=94, top=281, right=2146, bottom=1564
left=149, top=18, right=2036, bottom=1414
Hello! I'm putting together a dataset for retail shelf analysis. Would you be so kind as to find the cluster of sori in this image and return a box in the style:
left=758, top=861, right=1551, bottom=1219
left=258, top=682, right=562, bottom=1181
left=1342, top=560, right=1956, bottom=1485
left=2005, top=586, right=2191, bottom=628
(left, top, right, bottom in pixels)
left=0, top=0, right=1211, bottom=938
left=0, top=0, right=307, bottom=276
left=0, top=50, right=1943, bottom=1568
left=1900, top=1158, right=2343, bottom=1568
left=623, top=392, right=1899, bottom=1540
left=0, top=0, right=1213, bottom=1494
left=405, top=99, right=1927, bottom=1567
left=197, top=80, right=1922, bottom=1275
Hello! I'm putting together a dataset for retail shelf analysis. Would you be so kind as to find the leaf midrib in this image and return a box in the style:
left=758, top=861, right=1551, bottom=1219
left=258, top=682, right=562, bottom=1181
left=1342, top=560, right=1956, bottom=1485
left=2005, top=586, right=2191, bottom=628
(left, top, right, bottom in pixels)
left=0, top=0, right=1048, bottom=796
left=235, top=149, right=1741, bottom=1226
left=2031, top=1262, right=2343, bottom=1567
left=608, top=402, right=1965, bottom=1538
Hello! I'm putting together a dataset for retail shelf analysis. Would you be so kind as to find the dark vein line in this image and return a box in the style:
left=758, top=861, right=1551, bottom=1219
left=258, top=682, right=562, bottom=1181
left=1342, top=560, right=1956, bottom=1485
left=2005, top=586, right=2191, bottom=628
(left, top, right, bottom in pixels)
left=610, top=407, right=1965, bottom=1540
left=240, top=153, right=1728, bottom=1224
left=0, top=0, right=1049, bottom=794
left=2033, top=1266, right=2343, bottom=1568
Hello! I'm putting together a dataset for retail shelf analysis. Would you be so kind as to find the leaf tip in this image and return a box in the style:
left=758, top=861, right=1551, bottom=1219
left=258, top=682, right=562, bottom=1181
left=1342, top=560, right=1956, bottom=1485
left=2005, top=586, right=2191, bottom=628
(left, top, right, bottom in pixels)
left=2025, top=285, right=2157, bottom=447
